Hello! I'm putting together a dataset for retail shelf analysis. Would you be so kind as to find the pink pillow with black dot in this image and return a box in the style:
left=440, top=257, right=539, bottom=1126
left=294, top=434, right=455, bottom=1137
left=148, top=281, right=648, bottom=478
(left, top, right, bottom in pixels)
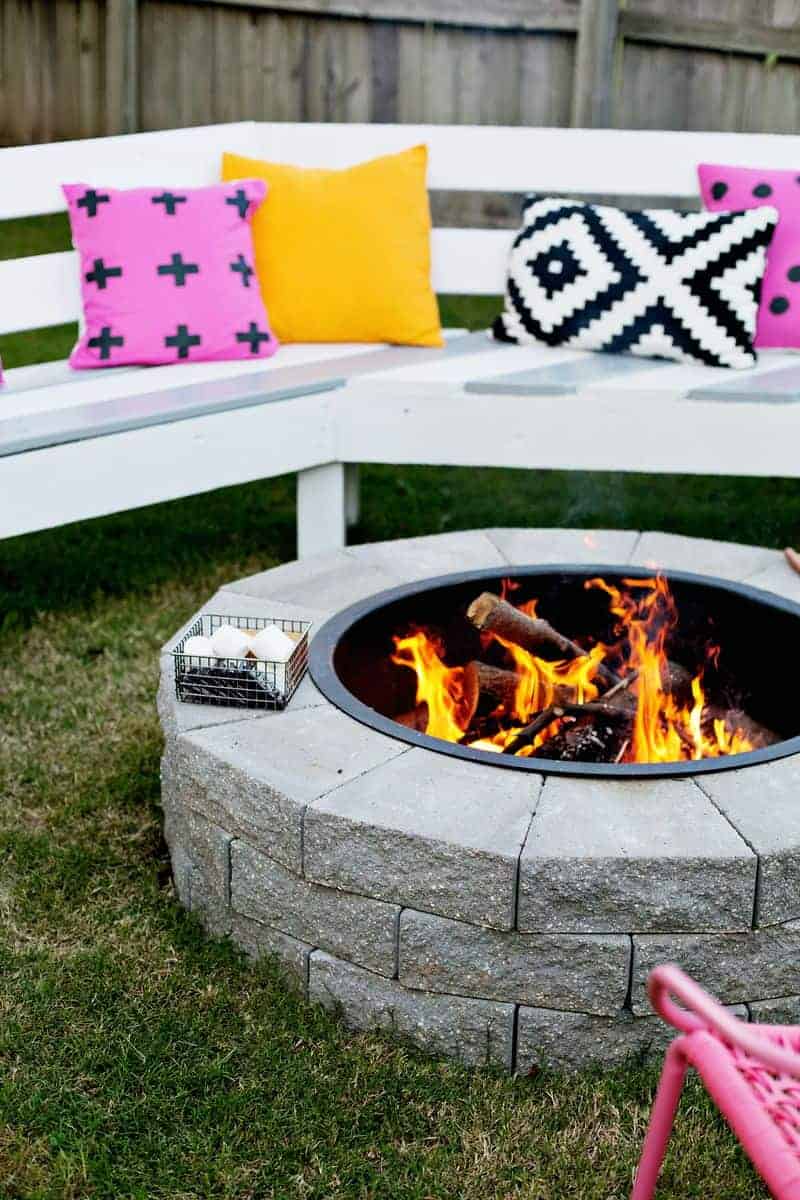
left=63, top=180, right=279, bottom=368
left=698, top=163, right=800, bottom=349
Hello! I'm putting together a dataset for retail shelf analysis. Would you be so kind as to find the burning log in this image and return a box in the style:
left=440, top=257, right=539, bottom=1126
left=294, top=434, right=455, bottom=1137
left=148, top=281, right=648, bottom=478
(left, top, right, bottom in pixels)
left=466, top=592, right=620, bottom=690
left=703, top=706, right=780, bottom=749
left=463, top=660, right=519, bottom=714
left=394, top=703, right=429, bottom=732
left=502, top=700, right=633, bottom=757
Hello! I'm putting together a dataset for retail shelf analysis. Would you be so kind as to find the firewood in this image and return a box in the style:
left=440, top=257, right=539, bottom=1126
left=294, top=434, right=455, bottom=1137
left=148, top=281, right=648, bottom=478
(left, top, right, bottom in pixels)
left=702, top=706, right=780, bottom=749
left=466, top=592, right=620, bottom=690
left=463, top=660, right=519, bottom=713
left=785, top=547, right=800, bottom=576
left=394, top=703, right=428, bottom=732
left=502, top=700, right=633, bottom=756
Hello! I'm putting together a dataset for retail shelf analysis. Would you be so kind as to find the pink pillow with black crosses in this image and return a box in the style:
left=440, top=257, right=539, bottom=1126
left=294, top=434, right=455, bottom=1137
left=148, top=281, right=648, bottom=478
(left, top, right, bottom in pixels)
left=698, top=163, right=800, bottom=349
left=63, top=180, right=278, bottom=368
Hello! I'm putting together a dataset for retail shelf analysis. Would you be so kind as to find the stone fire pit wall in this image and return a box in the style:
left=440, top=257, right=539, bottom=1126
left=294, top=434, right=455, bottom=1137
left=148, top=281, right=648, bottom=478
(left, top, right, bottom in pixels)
left=158, top=529, right=800, bottom=1072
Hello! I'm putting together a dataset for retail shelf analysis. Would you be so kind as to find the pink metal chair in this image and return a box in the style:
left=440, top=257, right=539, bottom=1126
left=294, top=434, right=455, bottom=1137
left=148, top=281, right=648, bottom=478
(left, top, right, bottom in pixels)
left=632, top=964, right=800, bottom=1200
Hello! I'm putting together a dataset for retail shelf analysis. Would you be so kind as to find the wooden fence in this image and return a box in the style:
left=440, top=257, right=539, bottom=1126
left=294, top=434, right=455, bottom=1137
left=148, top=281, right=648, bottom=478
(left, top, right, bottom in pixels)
left=3, top=0, right=800, bottom=148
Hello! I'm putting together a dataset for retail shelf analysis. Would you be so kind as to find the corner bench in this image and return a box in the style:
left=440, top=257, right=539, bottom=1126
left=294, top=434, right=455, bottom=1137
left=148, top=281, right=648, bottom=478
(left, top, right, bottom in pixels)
left=3, top=120, right=800, bottom=557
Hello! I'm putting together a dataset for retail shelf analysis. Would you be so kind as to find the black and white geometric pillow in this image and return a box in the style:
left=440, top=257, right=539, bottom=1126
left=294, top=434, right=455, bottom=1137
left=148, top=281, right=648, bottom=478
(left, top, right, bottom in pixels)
left=492, top=197, right=778, bottom=369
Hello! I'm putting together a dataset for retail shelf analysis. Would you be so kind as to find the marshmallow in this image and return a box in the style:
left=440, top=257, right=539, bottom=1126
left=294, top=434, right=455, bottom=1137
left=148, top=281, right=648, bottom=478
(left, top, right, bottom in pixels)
left=210, top=623, right=252, bottom=660
left=182, top=634, right=214, bottom=659
left=250, top=624, right=296, bottom=663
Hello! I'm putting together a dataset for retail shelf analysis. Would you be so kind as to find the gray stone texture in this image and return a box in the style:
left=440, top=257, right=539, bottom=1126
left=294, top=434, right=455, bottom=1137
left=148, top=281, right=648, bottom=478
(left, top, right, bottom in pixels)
left=516, top=1003, right=748, bottom=1074
left=350, top=529, right=505, bottom=582
left=399, top=909, right=630, bottom=1015
left=225, top=548, right=398, bottom=613
left=231, top=841, right=399, bottom=976
left=161, top=793, right=231, bottom=938
left=748, top=995, right=800, bottom=1025
left=518, top=776, right=756, bottom=933
left=745, top=560, right=800, bottom=604
left=699, top=756, right=800, bottom=926
left=305, top=749, right=541, bottom=929
left=631, top=923, right=800, bottom=1014
left=631, top=532, right=779, bottom=583
left=486, top=526, right=640, bottom=566
left=229, top=912, right=312, bottom=989
left=308, top=950, right=515, bottom=1069
left=167, top=706, right=405, bottom=873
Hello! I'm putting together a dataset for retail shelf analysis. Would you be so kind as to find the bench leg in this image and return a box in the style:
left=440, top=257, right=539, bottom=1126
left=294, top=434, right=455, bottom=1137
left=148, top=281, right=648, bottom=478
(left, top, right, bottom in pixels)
left=345, top=463, right=360, bottom=527
left=297, top=463, right=347, bottom=558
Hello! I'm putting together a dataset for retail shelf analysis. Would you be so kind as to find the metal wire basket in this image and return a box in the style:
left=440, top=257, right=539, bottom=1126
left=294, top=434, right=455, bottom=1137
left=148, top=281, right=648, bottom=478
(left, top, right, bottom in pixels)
left=172, top=612, right=311, bottom=710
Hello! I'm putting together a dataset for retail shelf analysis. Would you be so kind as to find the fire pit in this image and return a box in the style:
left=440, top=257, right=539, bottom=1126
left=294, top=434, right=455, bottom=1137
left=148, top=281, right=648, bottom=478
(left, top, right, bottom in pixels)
left=158, top=528, right=800, bottom=1073
left=310, top=566, right=800, bottom=777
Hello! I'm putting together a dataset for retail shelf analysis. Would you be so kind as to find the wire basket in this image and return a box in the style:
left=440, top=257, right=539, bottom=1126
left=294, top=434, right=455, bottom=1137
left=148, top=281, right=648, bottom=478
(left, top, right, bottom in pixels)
left=172, top=612, right=311, bottom=710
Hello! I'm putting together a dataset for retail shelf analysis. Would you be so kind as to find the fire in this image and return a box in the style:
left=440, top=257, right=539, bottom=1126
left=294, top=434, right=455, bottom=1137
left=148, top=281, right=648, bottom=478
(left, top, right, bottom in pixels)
left=391, top=575, right=759, bottom=765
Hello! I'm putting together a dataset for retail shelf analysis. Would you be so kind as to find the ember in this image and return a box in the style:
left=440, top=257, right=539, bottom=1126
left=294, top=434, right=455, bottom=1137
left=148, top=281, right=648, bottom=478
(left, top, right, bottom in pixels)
left=390, top=575, right=777, bottom=765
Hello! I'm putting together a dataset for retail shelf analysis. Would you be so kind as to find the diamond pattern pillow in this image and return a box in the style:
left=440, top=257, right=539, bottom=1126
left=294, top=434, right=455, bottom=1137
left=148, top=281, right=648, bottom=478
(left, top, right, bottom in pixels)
left=64, top=180, right=278, bottom=368
left=492, top=197, right=778, bottom=369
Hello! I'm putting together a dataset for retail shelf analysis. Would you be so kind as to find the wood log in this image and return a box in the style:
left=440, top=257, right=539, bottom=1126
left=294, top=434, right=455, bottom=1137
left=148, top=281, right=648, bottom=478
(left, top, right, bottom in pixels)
left=702, top=706, right=780, bottom=749
left=785, top=547, right=800, bottom=576
left=394, top=703, right=428, bottom=732
left=463, top=660, right=519, bottom=713
left=502, top=700, right=633, bottom=756
left=467, top=592, right=619, bottom=690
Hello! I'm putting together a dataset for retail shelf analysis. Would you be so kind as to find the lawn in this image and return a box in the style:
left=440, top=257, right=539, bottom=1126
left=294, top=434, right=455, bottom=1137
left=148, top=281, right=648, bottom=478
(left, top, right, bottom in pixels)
left=0, top=217, right=789, bottom=1199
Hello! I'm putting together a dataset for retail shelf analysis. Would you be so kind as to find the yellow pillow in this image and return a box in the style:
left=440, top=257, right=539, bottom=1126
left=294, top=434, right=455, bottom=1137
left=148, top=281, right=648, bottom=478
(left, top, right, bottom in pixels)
left=222, top=145, right=443, bottom=347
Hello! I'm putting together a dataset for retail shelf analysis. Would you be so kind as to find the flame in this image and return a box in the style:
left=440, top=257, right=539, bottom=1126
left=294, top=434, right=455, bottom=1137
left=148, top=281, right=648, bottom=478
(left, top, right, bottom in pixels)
left=390, top=575, right=758, bottom=765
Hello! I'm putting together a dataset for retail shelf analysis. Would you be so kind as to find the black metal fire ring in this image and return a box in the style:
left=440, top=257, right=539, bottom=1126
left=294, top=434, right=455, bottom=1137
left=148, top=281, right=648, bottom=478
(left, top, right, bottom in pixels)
left=308, top=562, right=800, bottom=779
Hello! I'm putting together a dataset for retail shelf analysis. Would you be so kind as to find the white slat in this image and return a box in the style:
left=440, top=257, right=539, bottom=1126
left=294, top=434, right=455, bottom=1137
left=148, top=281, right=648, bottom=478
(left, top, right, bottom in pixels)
left=0, top=122, right=258, bottom=219
left=0, top=228, right=512, bottom=335
left=8, top=122, right=800, bottom=222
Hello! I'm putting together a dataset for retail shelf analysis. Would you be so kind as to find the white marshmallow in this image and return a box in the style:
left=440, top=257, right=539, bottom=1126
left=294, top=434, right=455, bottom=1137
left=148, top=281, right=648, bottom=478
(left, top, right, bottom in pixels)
left=210, top=623, right=252, bottom=659
left=250, top=624, right=296, bottom=662
left=182, top=634, right=214, bottom=659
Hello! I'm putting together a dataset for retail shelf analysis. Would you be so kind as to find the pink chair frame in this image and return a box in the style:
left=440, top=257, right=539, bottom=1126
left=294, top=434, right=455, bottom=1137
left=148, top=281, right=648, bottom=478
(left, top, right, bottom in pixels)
left=632, top=964, right=800, bottom=1199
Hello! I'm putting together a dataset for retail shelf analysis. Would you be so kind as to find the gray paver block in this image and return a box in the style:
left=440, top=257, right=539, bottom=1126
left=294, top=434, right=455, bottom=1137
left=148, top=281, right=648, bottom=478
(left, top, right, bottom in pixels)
left=745, top=560, right=800, bottom=605
left=632, top=532, right=779, bottom=582
left=350, top=529, right=506, bottom=582
left=169, top=706, right=406, bottom=872
left=399, top=909, right=630, bottom=1015
left=305, top=749, right=541, bottom=929
left=631, top=923, right=800, bottom=1014
left=748, top=995, right=800, bottom=1025
left=518, top=776, right=756, bottom=933
left=516, top=1003, right=747, bottom=1073
left=308, top=950, right=515, bottom=1069
left=231, top=841, right=399, bottom=976
left=225, top=549, right=398, bottom=612
left=229, top=912, right=313, bottom=990
left=699, top=757, right=800, bottom=926
left=161, top=793, right=231, bottom=937
left=485, top=526, right=641, bottom=566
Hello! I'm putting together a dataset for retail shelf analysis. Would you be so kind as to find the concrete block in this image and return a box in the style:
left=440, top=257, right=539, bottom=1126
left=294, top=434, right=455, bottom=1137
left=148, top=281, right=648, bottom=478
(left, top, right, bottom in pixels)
left=485, top=527, right=640, bottom=567
left=399, top=909, right=630, bottom=1015
left=631, top=923, right=800, bottom=1014
left=632, top=532, right=778, bottom=583
left=305, top=749, right=541, bottom=929
left=699, top=757, right=800, bottom=926
left=231, top=841, right=399, bottom=976
left=308, top=950, right=515, bottom=1069
left=518, top=776, right=756, bottom=933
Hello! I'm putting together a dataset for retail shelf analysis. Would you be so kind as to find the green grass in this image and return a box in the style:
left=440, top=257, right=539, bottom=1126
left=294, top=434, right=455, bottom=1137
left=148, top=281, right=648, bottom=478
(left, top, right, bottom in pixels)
left=0, top=217, right=783, bottom=1198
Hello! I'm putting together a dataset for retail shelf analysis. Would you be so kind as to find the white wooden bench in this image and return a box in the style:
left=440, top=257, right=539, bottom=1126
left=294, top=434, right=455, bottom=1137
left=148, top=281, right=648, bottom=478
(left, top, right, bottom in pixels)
left=3, top=120, right=800, bottom=558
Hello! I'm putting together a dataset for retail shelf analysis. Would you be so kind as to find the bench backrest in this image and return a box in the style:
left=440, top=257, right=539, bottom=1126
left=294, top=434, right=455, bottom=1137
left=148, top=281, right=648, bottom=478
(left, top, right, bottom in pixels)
left=5, top=120, right=800, bottom=339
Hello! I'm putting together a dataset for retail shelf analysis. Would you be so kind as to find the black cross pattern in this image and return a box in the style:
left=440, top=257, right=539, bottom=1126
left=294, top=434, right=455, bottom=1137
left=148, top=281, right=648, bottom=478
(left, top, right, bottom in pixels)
left=151, top=192, right=187, bottom=216
left=77, top=189, right=111, bottom=218
left=165, top=324, right=202, bottom=359
left=236, top=322, right=271, bottom=354
left=226, top=188, right=251, bottom=219
left=87, top=325, right=124, bottom=360
left=157, top=253, right=200, bottom=286
left=230, top=254, right=255, bottom=288
left=85, top=257, right=123, bottom=290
